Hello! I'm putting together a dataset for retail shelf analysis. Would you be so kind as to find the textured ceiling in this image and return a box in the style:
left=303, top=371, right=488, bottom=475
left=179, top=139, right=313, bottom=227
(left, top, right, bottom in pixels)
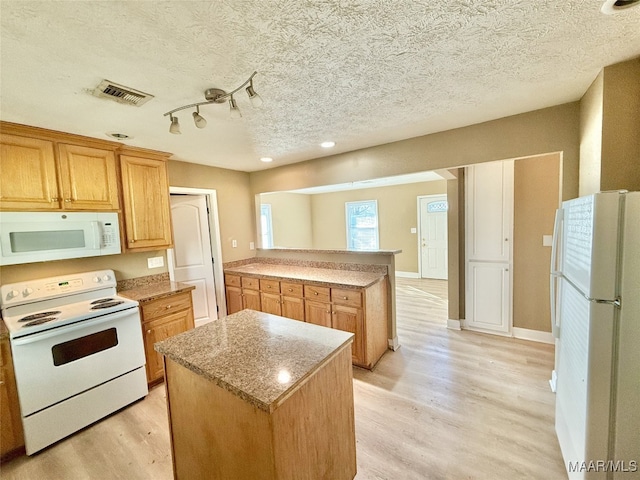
left=1, top=1, right=639, bottom=172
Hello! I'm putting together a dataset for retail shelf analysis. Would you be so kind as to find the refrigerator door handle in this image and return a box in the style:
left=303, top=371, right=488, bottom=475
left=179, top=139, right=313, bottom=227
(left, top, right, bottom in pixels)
left=550, top=208, right=564, bottom=338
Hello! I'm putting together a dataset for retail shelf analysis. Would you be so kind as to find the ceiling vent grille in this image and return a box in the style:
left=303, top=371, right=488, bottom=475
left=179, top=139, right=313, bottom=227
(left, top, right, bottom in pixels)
left=91, top=80, right=153, bottom=106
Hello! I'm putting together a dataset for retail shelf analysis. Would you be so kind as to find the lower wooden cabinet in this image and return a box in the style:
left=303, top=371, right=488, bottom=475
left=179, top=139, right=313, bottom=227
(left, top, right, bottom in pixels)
left=224, top=272, right=388, bottom=369
left=1, top=335, right=24, bottom=458
left=140, top=291, right=195, bottom=386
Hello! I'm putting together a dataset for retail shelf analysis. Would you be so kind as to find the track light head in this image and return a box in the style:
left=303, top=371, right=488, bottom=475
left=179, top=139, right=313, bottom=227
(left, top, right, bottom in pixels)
left=169, top=115, right=181, bottom=134
left=229, top=95, right=242, bottom=119
left=192, top=107, right=207, bottom=128
left=246, top=82, right=263, bottom=108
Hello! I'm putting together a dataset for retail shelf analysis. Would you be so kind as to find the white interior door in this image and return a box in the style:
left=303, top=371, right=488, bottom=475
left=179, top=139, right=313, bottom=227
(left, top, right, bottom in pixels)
left=419, top=195, right=448, bottom=279
left=465, top=160, right=513, bottom=334
left=168, top=195, right=218, bottom=326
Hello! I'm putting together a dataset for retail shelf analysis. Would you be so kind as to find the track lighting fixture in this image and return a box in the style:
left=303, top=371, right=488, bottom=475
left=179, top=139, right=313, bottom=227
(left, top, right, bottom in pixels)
left=164, top=71, right=261, bottom=134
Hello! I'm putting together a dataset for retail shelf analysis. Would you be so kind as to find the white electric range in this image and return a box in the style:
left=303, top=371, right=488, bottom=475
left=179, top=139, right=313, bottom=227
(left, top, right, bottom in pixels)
left=0, top=270, right=148, bottom=455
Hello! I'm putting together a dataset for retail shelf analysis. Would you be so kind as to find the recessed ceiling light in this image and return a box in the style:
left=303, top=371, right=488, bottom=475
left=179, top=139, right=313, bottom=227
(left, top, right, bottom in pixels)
left=260, top=157, right=273, bottom=163
left=106, top=132, right=132, bottom=140
left=320, top=141, right=335, bottom=148
left=601, top=0, right=640, bottom=14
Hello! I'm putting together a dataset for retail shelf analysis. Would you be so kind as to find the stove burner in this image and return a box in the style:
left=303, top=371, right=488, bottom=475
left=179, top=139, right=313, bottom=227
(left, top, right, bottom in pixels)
left=24, top=317, right=57, bottom=327
left=19, top=311, right=62, bottom=322
left=91, top=298, right=115, bottom=305
left=90, top=301, right=124, bottom=310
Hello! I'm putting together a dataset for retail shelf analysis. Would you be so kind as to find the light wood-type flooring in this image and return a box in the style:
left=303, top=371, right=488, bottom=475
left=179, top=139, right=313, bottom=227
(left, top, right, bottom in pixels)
left=0, top=278, right=567, bottom=479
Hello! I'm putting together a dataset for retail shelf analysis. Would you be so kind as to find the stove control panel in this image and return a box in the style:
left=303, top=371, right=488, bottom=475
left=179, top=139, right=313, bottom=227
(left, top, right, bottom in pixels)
left=0, top=270, right=118, bottom=307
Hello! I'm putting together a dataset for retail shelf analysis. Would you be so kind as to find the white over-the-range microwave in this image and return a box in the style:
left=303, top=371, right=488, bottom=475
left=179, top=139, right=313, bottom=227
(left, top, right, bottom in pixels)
left=0, top=212, right=121, bottom=266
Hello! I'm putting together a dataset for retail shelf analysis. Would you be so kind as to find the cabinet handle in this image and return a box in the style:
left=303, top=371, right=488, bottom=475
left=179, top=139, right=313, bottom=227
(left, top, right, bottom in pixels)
left=326, top=310, right=331, bottom=314
left=288, top=288, right=293, bottom=292
left=0, top=380, right=4, bottom=386
left=64, top=198, right=72, bottom=203
left=314, top=292, right=318, bottom=295
left=147, top=330, right=151, bottom=334
left=51, top=197, right=60, bottom=202
left=343, top=296, right=348, bottom=300
left=165, top=305, right=172, bottom=309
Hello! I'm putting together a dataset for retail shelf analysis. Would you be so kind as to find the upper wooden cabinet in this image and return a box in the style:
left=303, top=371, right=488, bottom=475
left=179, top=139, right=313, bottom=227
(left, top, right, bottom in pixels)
left=119, top=150, right=173, bottom=251
left=0, top=134, right=58, bottom=210
left=57, top=143, right=119, bottom=210
left=0, top=124, right=120, bottom=211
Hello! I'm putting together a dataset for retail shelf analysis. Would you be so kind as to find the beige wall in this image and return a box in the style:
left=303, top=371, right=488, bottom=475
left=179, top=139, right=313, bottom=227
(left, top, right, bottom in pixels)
left=309, top=182, right=447, bottom=272
left=446, top=169, right=465, bottom=322
left=249, top=103, right=580, bottom=200
left=513, top=153, right=561, bottom=332
left=0, top=250, right=168, bottom=285
left=260, top=193, right=313, bottom=248
left=601, top=58, right=640, bottom=192
left=579, top=71, right=604, bottom=196
left=168, top=160, right=255, bottom=263
left=579, top=57, right=640, bottom=195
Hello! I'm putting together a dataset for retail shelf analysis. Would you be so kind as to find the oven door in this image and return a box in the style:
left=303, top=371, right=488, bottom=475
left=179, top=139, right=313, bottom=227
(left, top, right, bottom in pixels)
left=10, top=307, right=145, bottom=417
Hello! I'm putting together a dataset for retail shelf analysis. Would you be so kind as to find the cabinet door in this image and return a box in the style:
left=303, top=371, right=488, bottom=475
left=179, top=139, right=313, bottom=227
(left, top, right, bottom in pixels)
left=58, top=144, right=119, bottom=210
left=261, top=292, right=282, bottom=316
left=332, top=305, right=364, bottom=364
left=226, top=286, right=243, bottom=314
left=0, top=134, right=59, bottom=210
left=305, top=300, right=332, bottom=328
left=120, top=154, right=173, bottom=250
left=0, top=337, right=24, bottom=455
left=143, top=309, right=192, bottom=384
left=281, top=295, right=305, bottom=321
left=242, top=289, right=261, bottom=311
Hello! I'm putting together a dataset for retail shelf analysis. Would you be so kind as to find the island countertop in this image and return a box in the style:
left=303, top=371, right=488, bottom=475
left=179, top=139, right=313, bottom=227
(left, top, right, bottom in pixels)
left=154, top=309, right=354, bottom=413
left=224, top=262, right=385, bottom=288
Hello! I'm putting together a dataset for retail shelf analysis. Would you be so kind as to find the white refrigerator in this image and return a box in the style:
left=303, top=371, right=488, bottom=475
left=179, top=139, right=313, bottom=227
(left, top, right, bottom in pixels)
left=550, top=191, right=640, bottom=479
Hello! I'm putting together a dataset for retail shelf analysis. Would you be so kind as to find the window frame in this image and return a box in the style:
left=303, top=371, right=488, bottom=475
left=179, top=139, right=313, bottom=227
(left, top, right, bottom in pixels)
left=345, top=200, right=379, bottom=251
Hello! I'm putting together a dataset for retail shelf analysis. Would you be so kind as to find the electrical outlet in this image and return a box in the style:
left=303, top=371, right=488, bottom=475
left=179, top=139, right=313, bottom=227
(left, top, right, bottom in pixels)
left=232, top=239, right=238, bottom=248
left=250, top=242, right=255, bottom=250
left=147, top=256, right=164, bottom=268
left=410, top=227, right=417, bottom=234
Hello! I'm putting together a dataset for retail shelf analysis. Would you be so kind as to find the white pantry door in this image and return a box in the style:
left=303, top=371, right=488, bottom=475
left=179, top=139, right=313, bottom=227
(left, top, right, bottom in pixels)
left=465, top=160, right=513, bottom=334
left=168, top=195, right=218, bottom=326
left=419, top=195, right=448, bottom=279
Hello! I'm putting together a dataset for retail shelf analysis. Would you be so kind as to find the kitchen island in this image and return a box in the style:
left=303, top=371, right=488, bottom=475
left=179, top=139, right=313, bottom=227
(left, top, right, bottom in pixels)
left=155, top=309, right=356, bottom=480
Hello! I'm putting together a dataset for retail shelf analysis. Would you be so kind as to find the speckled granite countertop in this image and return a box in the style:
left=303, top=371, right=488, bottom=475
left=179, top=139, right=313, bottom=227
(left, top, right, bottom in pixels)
left=224, top=263, right=385, bottom=288
left=119, top=281, right=195, bottom=303
left=155, top=309, right=354, bottom=413
left=257, top=248, right=401, bottom=255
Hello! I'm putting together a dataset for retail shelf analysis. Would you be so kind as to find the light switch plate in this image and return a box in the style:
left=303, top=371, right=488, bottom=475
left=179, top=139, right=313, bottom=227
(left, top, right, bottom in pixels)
left=249, top=242, right=255, bottom=250
left=232, top=239, right=238, bottom=248
left=147, top=256, right=164, bottom=268
left=410, top=227, right=417, bottom=234
left=543, top=235, right=553, bottom=247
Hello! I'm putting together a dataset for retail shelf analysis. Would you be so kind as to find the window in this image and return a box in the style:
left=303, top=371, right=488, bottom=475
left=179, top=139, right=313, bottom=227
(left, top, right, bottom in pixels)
left=260, top=204, right=273, bottom=248
left=345, top=200, right=379, bottom=250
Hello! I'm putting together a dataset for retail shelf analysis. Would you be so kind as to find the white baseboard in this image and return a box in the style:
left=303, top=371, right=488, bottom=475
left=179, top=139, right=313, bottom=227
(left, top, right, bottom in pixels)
left=512, top=327, right=554, bottom=344
left=549, top=370, right=557, bottom=393
left=447, top=319, right=462, bottom=330
left=395, top=271, right=420, bottom=278
left=387, top=336, right=400, bottom=351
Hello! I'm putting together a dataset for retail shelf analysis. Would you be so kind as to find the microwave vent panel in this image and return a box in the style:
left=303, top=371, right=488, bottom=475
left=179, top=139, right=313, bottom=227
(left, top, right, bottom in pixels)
left=91, top=80, right=154, bottom=106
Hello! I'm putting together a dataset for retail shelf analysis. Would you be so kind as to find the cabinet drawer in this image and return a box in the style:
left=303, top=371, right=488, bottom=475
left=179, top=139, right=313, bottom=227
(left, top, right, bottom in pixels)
left=304, top=284, right=330, bottom=302
left=260, top=279, right=280, bottom=293
left=225, top=274, right=241, bottom=287
left=142, top=292, right=192, bottom=321
left=331, top=288, right=363, bottom=308
left=241, top=276, right=260, bottom=290
left=281, top=282, right=303, bottom=298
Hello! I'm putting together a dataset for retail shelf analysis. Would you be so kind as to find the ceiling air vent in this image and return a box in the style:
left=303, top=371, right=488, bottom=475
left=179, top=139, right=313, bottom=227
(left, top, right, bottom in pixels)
left=91, top=80, right=153, bottom=106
